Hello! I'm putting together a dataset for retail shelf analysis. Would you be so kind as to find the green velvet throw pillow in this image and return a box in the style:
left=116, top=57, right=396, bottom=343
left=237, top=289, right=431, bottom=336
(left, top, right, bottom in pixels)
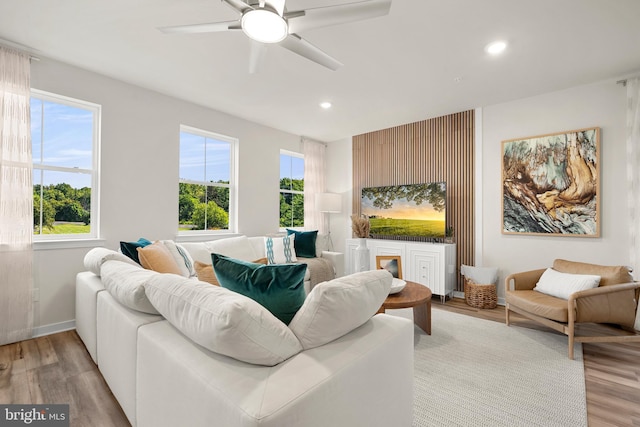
left=286, top=229, right=318, bottom=258
left=211, top=253, right=307, bottom=325
left=120, top=238, right=152, bottom=265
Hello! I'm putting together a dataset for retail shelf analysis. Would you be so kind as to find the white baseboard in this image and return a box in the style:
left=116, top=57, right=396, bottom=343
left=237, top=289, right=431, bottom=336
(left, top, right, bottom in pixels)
left=32, top=320, right=76, bottom=338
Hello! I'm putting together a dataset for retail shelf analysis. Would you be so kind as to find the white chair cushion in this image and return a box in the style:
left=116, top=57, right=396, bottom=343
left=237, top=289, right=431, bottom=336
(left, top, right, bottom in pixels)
left=144, top=274, right=303, bottom=366
left=84, top=247, right=138, bottom=276
left=289, top=270, right=392, bottom=350
left=533, top=268, right=601, bottom=300
left=100, top=260, right=160, bottom=314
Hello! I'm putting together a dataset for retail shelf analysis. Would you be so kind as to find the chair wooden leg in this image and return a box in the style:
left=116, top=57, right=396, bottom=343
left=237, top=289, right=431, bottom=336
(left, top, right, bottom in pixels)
left=505, top=304, right=510, bottom=326
left=568, top=323, right=575, bottom=360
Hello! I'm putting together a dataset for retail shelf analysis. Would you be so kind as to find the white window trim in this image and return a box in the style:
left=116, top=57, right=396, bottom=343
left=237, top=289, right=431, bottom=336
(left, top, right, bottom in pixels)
left=279, top=149, right=304, bottom=231
left=179, top=125, right=238, bottom=235
left=31, top=89, right=101, bottom=243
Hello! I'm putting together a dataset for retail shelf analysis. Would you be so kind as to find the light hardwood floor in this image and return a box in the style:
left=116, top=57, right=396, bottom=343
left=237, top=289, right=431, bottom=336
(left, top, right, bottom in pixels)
left=1, top=299, right=638, bottom=426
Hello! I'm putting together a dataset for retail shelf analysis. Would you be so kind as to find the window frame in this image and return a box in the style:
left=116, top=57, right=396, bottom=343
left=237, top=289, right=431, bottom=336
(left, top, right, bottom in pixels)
left=31, top=89, right=101, bottom=242
left=279, top=149, right=305, bottom=231
left=178, top=124, right=238, bottom=236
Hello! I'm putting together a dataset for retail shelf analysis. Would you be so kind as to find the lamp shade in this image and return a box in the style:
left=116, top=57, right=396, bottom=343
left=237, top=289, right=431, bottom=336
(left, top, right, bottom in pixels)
left=316, top=193, right=342, bottom=213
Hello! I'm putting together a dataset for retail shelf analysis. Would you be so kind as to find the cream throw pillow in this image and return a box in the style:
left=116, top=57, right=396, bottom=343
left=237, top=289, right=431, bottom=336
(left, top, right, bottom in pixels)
left=264, top=235, right=297, bottom=264
left=144, top=274, right=302, bottom=366
left=289, top=269, right=392, bottom=350
left=533, top=268, right=601, bottom=300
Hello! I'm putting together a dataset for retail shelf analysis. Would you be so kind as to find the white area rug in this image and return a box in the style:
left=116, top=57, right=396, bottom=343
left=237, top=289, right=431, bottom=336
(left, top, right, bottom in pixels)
left=412, top=309, right=587, bottom=427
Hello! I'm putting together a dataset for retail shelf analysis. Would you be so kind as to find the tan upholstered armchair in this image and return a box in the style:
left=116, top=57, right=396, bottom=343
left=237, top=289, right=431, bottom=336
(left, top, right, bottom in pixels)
left=505, top=259, right=640, bottom=359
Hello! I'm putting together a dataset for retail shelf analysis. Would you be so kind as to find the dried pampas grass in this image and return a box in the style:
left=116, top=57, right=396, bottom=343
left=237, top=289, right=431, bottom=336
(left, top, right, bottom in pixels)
left=351, top=215, right=370, bottom=238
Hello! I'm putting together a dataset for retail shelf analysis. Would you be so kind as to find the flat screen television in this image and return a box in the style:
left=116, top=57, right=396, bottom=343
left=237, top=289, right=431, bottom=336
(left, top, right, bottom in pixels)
left=361, top=182, right=446, bottom=240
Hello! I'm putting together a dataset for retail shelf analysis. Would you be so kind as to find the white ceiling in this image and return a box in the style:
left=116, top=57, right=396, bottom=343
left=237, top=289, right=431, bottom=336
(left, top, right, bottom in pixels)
left=1, top=0, right=640, bottom=142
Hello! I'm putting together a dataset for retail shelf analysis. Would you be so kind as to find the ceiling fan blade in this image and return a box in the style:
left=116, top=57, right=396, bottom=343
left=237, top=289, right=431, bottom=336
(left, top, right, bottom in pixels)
left=159, top=20, right=241, bottom=34
left=287, top=0, right=391, bottom=34
left=249, top=40, right=268, bottom=74
left=279, top=34, right=343, bottom=71
left=265, top=0, right=285, bottom=16
left=222, top=0, right=253, bottom=14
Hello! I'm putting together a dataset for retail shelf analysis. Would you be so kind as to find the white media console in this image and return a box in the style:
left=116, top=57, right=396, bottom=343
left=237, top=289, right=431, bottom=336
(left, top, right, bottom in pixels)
left=345, top=238, right=456, bottom=302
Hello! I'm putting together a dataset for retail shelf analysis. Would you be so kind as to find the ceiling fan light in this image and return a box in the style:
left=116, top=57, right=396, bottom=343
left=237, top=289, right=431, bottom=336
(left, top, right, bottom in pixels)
left=241, top=9, right=288, bottom=44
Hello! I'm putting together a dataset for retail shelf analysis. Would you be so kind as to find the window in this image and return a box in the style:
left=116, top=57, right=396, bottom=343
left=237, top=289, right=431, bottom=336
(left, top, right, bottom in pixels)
left=279, top=150, right=304, bottom=228
left=179, top=126, right=237, bottom=233
left=31, top=90, right=100, bottom=239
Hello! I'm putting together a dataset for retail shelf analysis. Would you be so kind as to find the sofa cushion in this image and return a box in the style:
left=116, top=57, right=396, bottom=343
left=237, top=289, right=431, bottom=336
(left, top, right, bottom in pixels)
left=120, top=238, right=152, bottom=264
left=286, top=229, right=318, bottom=258
left=506, top=289, right=569, bottom=322
left=212, top=254, right=306, bottom=325
left=264, top=235, right=297, bottom=264
left=533, top=268, right=601, bottom=300
left=553, top=259, right=633, bottom=287
left=143, top=274, right=303, bottom=366
left=206, top=235, right=259, bottom=261
left=100, top=260, right=160, bottom=314
left=288, top=270, right=392, bottom=350
left=137, top=242, right=184, bottom=275
left=84, top=247, right=138, bottom=276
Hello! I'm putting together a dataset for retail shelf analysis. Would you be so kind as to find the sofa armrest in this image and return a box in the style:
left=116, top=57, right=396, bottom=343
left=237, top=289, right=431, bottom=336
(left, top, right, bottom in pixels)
left=569, top=281, right=640, bottom=327
left=505, top=268, right=547, bottom=291
left=321, top=251, right=344, bottom=278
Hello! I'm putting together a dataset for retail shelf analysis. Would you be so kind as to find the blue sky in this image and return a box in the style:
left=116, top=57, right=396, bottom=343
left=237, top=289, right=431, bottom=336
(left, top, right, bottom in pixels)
left=280, top=153, right=304, bottom=181
left=31, top=98, right=93, bottom=188
left=179, top=131, right=231, bottom=183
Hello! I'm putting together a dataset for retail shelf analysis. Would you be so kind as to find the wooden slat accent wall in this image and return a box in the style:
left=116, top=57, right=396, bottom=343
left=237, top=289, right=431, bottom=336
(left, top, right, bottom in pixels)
left=352, top=110, right=475, bottom=292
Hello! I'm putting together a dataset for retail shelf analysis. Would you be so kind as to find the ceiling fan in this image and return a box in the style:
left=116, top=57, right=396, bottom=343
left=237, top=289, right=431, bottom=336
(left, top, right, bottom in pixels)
left=159, top=0, right=392, bottom=72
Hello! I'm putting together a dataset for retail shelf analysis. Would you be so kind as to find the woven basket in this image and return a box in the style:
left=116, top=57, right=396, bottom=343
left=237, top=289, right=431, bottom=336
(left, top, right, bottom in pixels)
left=464, top=277, right=497, bottom=309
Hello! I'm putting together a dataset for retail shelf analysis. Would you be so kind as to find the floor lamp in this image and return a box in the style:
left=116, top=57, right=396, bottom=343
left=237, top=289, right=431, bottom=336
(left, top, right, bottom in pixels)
left=316, top=193, right=342, bottom=251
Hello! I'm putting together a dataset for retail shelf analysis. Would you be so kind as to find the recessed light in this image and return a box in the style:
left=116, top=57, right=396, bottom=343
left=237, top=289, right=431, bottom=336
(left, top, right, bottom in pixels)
left=485, top=40, right=507, bottom=55
left=320, top=102, right=332, bottom=109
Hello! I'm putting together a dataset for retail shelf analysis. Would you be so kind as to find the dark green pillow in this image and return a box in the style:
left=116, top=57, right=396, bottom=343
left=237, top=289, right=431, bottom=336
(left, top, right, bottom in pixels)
left=120, top=238, right=152, bottom=264
left=211, top=253, right=307, bottom=325
left=286, top=229, right=318, bottom=258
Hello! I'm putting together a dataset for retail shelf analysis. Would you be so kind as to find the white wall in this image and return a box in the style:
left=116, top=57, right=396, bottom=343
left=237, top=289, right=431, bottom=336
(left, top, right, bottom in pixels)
left=481, top=79, right=629, bottom=298
left=30, top=58, right=303, bottom=329
left=327, top=79, right=630, bottom=299
left=325, top=137, right=352, bottom=276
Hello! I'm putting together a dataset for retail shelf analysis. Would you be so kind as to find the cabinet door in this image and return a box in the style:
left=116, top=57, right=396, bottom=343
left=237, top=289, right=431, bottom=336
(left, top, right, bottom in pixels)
left=368, top=240, right=405, bottom=277
left=345, top=240, right=359, bottom=275
left=408, top=250, right=442, bottom=295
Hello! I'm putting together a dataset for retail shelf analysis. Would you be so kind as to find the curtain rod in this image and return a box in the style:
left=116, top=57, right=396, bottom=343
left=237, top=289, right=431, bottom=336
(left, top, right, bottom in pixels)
left=617, top=79, right=627, bottom=87
left=0, top=38, right=40, bottom=61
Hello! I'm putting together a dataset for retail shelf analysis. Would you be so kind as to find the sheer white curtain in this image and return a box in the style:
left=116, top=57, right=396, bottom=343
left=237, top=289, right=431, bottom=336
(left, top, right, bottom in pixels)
left=0, top=46, right=33, bottom=345
left=626, top=78, right=640, bottom=330
left=303, top=138, right=326, bottom=232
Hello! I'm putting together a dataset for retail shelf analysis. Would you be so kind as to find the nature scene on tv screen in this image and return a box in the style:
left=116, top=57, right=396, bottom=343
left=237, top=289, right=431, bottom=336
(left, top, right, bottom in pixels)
left=361, top=183, right=446, bottom=238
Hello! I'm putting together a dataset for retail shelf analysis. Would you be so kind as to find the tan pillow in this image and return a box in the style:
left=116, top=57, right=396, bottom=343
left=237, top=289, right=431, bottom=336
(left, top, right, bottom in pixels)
left=195, top=261, right=220, bottom=286
left=553, top=259, right=633, bottom=287
left=194, top=258, right=269, bottom=286
left=137, top=242, right=182, bottom=275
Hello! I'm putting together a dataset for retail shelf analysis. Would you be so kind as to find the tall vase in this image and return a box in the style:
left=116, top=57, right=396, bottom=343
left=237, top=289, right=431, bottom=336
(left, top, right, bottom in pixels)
left=354, top=238, right=370, bottom=272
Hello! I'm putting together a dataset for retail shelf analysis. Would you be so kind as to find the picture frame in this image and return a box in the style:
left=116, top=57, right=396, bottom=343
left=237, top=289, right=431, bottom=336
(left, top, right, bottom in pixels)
left=375, top=255, right=403, bottom=279
left=501, top=127, right=600, bottom=237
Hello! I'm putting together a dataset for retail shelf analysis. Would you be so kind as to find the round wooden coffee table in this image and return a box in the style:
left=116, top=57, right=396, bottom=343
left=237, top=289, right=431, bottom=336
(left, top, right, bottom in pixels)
left=377, top=280, right=432, bottom=335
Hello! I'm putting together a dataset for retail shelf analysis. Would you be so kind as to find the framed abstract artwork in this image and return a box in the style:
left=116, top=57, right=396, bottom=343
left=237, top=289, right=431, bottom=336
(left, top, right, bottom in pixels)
left=375, top=255, right=403, bottom=279
left=501, top=127, right=600, bottom=237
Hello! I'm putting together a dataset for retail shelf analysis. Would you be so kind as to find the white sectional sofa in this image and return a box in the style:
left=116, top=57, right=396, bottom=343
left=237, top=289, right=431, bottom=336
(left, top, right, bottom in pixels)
left=75, top=243, right=414, bottom=427
left=179, top=234, right=344, bottom=294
